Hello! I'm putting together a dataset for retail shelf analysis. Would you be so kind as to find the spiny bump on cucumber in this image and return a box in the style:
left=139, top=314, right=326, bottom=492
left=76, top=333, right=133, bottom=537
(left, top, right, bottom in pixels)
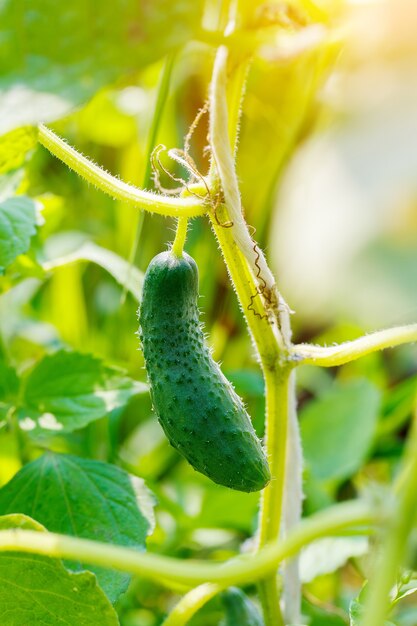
left=138, top=250, right=271, bottom=492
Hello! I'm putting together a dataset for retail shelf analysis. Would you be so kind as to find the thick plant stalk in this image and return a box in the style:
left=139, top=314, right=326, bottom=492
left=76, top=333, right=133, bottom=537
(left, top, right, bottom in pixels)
left=0, top=500, right=376, bottom=589
left=208, top=37, right=305, bottom=625
left=210, top=213, right=279, bottom=368
left=282, top=370, right=303, bottom=624
left=292, top=323, right=417, bottom=367
left=208, top=44, right=291, bottom=351
left=256, top=368, right=292, bottom=625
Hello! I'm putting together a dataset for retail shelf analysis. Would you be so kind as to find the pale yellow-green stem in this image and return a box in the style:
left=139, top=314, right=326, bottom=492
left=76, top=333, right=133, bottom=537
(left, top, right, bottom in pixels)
left=37, top=125, right=207, bottom=218
left=208, top=43, right=289, bottom=352
left=292, top=323, right=417, bottom=367
left=258, top=367, right=293, bottom=546
left=256, top=366, right=292, bottom=626
left=207, top=21, right=294, bottom=626
left=161, top=583, right=224, bottom=626
left=210, top=210, right=280, bottom=369
left=210, top=202, right=288, bottom=626
left=257, top=577, right=284, bottom=626
left=0, top=499, right=375, bottom=589
left=171, top=218, right=189, bottom=258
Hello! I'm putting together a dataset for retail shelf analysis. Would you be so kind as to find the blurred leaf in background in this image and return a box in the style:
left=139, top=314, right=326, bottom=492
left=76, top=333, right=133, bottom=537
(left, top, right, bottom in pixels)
left=271, top=0, right=417, bottom=330
left=0, top=0, right=205, bottom=133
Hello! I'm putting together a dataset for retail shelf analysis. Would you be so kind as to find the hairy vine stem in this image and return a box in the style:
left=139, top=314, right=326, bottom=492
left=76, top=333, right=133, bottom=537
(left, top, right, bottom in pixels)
left=207, top=28, right=302, bottom=625
left=208, top=44, right=291, bottom=352
left=37, top=125, right=207, bottom=218
left=171, top=217, right=189, bottom=257
left=0, top=500, right=376, bottom=589
left=292, top=323, right=417, bottom=367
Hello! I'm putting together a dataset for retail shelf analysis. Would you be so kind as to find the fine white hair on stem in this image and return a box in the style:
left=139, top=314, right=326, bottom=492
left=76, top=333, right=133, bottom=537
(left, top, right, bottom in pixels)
left=209, top=45, right=292, bottom=349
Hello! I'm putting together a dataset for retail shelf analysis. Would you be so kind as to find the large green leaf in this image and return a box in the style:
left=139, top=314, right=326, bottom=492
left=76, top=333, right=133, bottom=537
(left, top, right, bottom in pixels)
left=301, top=379, right=381, bottom=481
left=0, top=513, right=119, bottom=625
left=43, top=240, right=144, bottom=302
left=19, top=349, right=147, bottom=436
left=0, top=453, right=155, bottom=602
left=0, top=0, right=204, bottom=135
left=0, top=196, right=37, bottom=273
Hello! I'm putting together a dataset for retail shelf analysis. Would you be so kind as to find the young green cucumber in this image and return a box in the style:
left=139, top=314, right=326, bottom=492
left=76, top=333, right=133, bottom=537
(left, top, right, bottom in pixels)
left=138, top=250, right=270, bottom=492
left=221, top=588, right=264, bottom=626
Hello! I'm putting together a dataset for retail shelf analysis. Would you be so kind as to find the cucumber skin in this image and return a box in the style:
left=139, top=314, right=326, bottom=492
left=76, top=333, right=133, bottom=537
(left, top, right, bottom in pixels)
left=221, top=588, right=264, bottom=626
left=138, top=251, right=270, bottom=492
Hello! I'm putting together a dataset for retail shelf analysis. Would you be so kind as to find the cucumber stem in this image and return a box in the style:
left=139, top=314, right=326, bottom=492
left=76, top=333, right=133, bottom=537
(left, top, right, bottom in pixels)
left=171, top=217, right=188, bottom=257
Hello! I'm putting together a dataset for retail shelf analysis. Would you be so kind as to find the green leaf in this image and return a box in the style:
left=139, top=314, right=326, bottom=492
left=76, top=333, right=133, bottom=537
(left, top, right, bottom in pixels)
left=301, top=379, right=381, bottom=481
left=221, top=588, right=264, bottom=626
left=349, top=599, right=363, bottom=626
left=300, top=537, right=369, bottom=583
left=19, top=349, right=147, bottom=435
left=0, top=126, right=38, bottom=174
left=349, top=599, right=395, bottom=626
left=378, top=374, right=417, bottom=437
left=0, top=361, right=19, bottom=402
left=0, top=453, right=155, bottom=602
left=43, top=240, right=144, bottom=302
left=395, top=578, right=417, bottom=603
left=0, top=359, right=19, bottom=422
left=349, top=584, right=395, bottom=626
left=0, top=0, right=204, bottom=135
left=0, top=513, right=119, bottom=625
left=302, top=598, right=347, bottom=626
left=391, top=573, right=417, bottom=609
left=197, top=487, right=260, bottom=533
left=0, top=196, right=37, bottom=273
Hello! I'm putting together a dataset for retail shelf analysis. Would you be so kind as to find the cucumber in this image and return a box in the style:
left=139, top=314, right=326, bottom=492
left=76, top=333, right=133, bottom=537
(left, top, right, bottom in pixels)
left=221, top=588, right=264, bottom=626
left=138, top=250, right=270, bottom=492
